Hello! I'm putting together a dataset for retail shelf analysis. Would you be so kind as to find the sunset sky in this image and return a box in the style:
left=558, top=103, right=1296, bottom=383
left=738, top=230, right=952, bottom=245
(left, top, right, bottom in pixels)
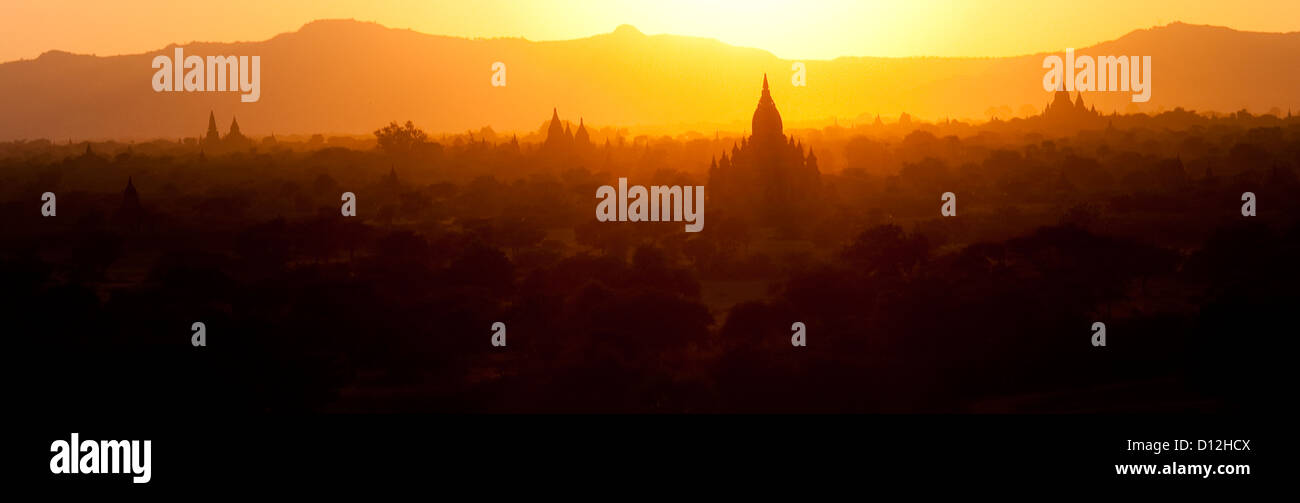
left=2, top=0, right=1298, bottom=63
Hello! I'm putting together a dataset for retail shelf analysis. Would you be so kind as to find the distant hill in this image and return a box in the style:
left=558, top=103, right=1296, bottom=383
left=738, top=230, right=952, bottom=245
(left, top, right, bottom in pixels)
left=0, top=19, right=1296, bottom=140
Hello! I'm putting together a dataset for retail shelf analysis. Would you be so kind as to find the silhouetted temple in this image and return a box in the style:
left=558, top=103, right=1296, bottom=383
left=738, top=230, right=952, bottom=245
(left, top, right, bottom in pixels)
left=574, top=118, right=591, bottom=147
left=121, top=177, right=140, bottom=211
left=225, top=115, right=250, bottom=149
left=543, top=108, right=572, bottom=152
left=113, top=176, right=147, bottom=230
left=709, top=75, right=821, bottom=227
left=201, top=111, right=253, bottom=151
left=543, top=108, right=597, bottom=153
left=1042, top=90, right=1100, bottom=126
left=204, top=111, right=221, bottom=145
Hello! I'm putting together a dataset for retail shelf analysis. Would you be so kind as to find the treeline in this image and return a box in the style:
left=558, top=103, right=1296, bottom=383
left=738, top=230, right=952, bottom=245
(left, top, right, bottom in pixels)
left=4, top=116, right=1298, bottom=412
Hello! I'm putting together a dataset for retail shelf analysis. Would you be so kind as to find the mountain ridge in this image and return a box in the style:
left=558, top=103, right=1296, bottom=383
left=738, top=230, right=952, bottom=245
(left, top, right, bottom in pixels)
left=1, top=19, right=1296, bottom=140
left=17, top=19, right=1297, bottom=63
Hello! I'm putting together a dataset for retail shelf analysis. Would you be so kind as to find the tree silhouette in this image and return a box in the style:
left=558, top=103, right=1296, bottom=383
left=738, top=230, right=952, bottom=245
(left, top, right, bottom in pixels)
left=374, top=120, right=430, bottom=157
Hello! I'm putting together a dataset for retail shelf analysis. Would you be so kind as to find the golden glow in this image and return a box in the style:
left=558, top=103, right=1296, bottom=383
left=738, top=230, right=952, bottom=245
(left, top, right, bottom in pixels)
left=3, top=0, right=1299, bottom=63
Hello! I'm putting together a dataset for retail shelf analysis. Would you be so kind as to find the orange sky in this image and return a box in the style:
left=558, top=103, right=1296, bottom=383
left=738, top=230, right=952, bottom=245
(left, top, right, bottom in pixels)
left=2, top=0, right=1298, bottom=63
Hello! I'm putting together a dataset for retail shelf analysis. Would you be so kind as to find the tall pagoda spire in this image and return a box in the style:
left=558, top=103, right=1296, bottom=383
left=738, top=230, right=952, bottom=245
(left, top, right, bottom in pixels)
left=544, top=108, right=567, bottom=149
left=204, top=111, right=221, bottom=144
left=575, top=118, right=591, bottom=145
left=751, top=74, right=783, bottom=143
left=122, top=176, right=140, bottom=211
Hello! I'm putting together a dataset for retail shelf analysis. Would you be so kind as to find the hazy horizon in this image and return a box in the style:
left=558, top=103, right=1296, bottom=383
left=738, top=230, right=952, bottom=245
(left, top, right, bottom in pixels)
left=2, top=16, right=1298, bottom=141
left=4, top=0, right=1300, bottom=63
left=8, top=18, right=1300, bottom=64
